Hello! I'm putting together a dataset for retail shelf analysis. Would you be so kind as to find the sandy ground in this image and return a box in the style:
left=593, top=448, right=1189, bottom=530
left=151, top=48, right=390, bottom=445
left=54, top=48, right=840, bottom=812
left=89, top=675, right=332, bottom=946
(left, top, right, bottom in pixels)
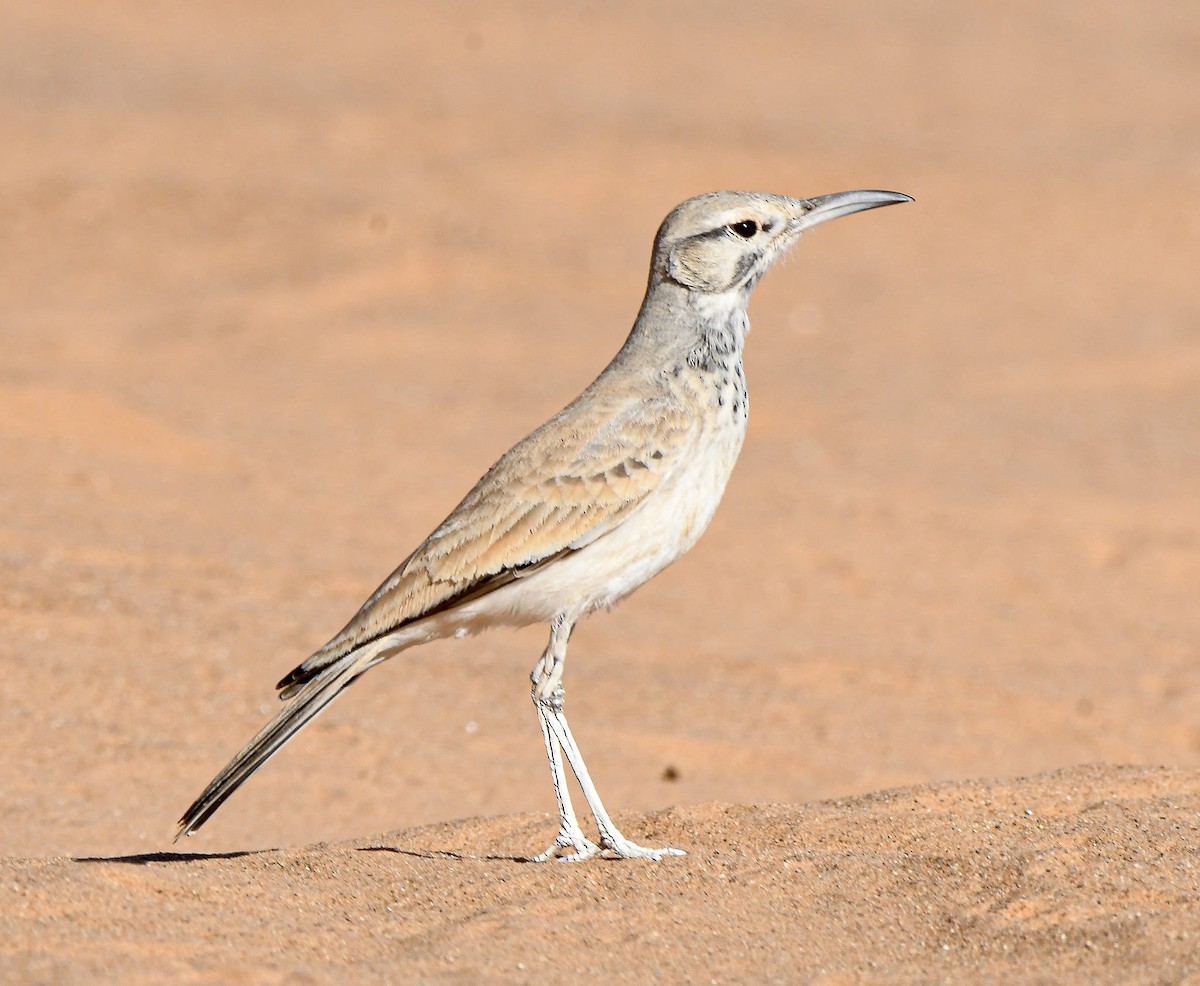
left=2, top=1, right=1199, bottom=982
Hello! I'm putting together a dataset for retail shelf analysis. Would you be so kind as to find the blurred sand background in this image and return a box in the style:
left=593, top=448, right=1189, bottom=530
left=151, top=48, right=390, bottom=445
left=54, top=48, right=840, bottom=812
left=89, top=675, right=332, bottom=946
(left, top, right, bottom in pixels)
left=1, top=1, right=1199, bottom=981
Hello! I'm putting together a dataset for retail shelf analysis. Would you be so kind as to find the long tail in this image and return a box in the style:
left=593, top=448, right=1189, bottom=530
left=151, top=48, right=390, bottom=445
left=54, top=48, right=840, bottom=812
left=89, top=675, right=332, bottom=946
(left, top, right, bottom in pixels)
left=174, top=643, right=387, bottom=841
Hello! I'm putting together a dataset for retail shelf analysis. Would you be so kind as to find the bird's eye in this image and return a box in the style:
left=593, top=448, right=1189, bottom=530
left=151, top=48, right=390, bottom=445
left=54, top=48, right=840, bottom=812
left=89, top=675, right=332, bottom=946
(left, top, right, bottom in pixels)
left=728, top=220, right=759, bottom=239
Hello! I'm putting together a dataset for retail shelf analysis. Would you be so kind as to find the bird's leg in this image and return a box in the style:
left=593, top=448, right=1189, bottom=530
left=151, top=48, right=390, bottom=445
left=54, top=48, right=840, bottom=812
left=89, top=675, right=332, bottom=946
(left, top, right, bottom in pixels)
left=541, top=697, right=686, bottom=861
left=530, top=617, right=599, bottom=861
left=531, top=616, right=686, bottom=862
left=532, top=695, right=601, bottom=861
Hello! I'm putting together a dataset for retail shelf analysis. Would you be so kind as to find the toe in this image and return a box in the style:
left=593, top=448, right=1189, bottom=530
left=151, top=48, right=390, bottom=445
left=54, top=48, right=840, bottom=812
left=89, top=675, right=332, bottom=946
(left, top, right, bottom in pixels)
left=601, top=839, right=687, bottom=861
left=531, top=831, right=601, bottom=862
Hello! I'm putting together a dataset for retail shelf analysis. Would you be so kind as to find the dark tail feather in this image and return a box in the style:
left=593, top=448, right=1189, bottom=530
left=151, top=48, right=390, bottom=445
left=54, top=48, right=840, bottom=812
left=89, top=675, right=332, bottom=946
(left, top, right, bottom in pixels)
left=175, top=650, right=375, bottom=841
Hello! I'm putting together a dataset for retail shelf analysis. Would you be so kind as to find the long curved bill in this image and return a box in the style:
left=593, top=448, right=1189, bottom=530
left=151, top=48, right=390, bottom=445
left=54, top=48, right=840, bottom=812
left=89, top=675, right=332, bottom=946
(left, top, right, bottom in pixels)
left=789, top=189, right=914, bottom=233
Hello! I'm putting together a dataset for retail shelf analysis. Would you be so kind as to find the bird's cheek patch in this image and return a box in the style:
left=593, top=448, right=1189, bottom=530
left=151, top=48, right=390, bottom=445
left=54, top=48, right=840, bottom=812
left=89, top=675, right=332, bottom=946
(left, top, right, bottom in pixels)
left=666, top=243, right=710, bottom=289
left=668, top=242, right=741, bottom=291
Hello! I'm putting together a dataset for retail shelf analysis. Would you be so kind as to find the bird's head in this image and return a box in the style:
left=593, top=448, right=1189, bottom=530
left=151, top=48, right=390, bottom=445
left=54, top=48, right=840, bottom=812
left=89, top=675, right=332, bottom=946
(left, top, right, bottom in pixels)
left=650, top=189, right=913, bottom=297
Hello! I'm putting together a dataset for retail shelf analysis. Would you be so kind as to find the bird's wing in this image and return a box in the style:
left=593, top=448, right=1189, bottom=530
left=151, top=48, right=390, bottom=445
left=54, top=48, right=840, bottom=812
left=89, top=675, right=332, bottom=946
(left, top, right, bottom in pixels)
left=278, top=393, right=694, bottom=690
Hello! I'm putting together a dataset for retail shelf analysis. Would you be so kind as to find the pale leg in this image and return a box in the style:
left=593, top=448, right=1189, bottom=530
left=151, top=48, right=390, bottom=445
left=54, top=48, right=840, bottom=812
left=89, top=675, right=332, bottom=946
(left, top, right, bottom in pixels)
left=530, top=615, right=685, bottom=861
left=530, top=616, right=599, bottom=860
left=531, top=699, right=601, bottom=861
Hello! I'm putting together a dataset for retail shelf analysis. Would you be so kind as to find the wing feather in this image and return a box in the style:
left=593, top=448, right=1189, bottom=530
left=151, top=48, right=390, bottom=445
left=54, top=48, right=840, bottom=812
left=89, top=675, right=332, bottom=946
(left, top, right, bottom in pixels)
left=277, top=393, right=694, bottom=691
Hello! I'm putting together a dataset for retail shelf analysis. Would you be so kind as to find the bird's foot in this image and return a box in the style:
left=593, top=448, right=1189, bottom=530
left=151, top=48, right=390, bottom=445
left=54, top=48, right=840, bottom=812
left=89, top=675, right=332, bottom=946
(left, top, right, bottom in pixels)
left=531, top=827, right=685, bottom=862
left=597, top=835, right=687, bottom=861
left=531, top=828, right=602, bottom=863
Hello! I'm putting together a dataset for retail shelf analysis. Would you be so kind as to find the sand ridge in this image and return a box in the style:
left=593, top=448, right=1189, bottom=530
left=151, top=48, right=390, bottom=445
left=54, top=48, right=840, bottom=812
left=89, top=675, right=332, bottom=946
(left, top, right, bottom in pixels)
left=4, top=767, right=1198, bottom=983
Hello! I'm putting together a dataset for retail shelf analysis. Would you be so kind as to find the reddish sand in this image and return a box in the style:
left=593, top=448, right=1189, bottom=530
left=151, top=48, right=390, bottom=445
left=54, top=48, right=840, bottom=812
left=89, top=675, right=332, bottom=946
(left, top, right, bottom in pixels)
left=2, top=2, right=1198, bottom=982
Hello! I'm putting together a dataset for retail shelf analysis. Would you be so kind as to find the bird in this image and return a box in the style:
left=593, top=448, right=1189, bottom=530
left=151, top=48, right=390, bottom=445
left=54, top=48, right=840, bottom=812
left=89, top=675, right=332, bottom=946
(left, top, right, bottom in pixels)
left=176, top=187, right=913, bottom=861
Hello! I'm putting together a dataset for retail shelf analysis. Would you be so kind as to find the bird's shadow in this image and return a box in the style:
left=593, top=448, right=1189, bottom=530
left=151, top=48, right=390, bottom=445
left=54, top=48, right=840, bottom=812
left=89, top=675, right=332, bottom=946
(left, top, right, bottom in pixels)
left=75, top=849, right=261, bottom=865
left=73, top=846, right=534, bottom=866
left=356, top=845, right=532, bottom=863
